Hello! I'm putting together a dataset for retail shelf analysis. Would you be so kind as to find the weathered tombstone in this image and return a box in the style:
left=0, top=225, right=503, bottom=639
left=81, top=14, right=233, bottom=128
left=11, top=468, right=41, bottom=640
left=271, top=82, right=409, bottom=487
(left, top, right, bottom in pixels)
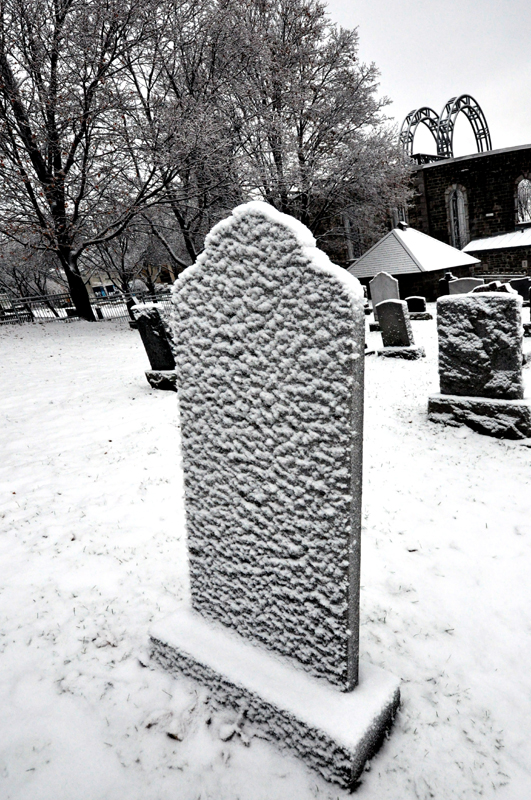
left=150, top=202, right=400, bottom=788
left=376, top=300, right=425, bottom=359
left=438, top=270, right=457, bottom=297
left=133, top=304, right=177, bottom=391
left=510, top=276, right=531, bottom=303
left=369, top=271, right=399, bottom=330
left=405, top=295, right=433, bottom=320
left=448, top=277, right=485, bottom=294
left=428, top=293, right=531, bottom=438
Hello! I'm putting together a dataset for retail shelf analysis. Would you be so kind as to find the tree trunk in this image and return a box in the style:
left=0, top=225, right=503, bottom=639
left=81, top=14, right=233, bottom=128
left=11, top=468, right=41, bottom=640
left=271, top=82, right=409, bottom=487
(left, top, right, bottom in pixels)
left=64, top=265, right=95, bottom=321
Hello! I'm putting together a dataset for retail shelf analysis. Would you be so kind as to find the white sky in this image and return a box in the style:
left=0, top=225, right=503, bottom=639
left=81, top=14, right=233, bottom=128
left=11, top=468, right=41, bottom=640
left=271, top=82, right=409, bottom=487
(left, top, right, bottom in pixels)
left=326, top=0, right=531, bottom=157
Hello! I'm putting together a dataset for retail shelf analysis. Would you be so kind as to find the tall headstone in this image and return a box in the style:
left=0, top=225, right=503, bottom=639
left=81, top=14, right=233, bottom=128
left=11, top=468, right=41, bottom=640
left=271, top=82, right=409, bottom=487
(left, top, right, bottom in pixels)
left=448, top=277, right=484, bottom=294
left=133, top=304, right=177, bottom=391
left=428, top=293, right=531, bottom=438
left=369, top=271, right=399, bottom=324
left=150, top=202, right=400, bottom=788
left=376, top=300, right=425, bottom=359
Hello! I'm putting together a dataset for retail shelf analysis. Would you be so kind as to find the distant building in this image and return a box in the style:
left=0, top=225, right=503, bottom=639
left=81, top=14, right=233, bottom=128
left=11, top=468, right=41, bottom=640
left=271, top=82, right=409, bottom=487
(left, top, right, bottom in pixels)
left=408, top=143, right=531, bottom=277
left=347, top=223, right=479, bottom=301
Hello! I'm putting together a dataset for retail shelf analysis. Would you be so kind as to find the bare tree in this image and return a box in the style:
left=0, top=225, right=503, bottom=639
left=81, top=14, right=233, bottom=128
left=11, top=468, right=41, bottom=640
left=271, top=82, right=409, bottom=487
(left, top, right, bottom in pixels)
left=227, top=0, right=411, bottom=260
left=123, top=0, right=246, bottom=263
left=0, top=0, right=175, bottom=319
left=0, top=240, right=62, bottom=298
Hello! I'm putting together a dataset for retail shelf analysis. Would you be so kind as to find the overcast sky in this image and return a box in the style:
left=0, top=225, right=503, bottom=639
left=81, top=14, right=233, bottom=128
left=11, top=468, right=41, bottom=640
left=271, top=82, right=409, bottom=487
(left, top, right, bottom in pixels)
left=326, top=0, right=531, bottom=156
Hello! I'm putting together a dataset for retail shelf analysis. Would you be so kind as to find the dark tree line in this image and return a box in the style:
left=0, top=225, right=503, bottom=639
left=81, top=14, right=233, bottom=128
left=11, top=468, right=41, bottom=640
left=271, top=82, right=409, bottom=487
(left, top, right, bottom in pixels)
left=0, top=0, right=410, bottom=317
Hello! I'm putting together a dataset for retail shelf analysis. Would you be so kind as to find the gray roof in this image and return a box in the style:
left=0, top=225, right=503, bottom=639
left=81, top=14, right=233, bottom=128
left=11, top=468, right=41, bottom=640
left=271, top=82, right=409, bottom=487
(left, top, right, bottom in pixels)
left=348, top=226, right=480, bottom=280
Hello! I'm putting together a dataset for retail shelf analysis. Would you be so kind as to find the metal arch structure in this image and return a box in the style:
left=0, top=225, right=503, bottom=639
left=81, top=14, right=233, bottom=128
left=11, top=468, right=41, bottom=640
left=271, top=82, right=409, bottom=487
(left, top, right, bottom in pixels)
left=436, top=95, right=492, bottom=158
left=399, top=107, right=440, bottom=158
left=399, top=95, right=492, bottom=161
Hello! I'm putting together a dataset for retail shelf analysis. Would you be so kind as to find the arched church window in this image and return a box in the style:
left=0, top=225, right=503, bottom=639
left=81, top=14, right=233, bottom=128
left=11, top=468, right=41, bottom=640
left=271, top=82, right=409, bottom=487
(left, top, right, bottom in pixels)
left=516, top=178, right=531, bottom=224
left=446, top=185, right=469, bottom=249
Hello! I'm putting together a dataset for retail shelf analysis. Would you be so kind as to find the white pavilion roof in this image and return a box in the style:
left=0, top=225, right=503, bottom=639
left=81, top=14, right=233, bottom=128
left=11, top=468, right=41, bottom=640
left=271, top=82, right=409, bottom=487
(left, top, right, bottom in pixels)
left=348, top=226, right=479, bottom=280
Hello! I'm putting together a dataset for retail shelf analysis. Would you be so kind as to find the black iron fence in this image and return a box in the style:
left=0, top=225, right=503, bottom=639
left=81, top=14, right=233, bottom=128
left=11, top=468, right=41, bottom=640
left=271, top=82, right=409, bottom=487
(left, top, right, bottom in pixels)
left=0, top=290, right=174, bottom=325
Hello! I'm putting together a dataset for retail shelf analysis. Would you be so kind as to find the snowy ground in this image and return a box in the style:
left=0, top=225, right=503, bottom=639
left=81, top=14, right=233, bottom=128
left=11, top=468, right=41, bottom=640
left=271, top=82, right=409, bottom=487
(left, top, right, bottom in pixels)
left=1, top=310, right=531, bottom=800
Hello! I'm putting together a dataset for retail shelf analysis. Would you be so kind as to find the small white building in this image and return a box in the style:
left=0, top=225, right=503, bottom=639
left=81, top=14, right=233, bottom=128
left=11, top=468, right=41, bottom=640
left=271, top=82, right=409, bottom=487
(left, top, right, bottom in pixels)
left=348, top=223, right=480, bottom=300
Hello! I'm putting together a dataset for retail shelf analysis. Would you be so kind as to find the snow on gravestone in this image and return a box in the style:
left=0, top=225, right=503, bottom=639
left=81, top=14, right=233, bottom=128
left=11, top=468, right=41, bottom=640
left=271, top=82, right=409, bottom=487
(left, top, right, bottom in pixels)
left=375, top=300, right=425, bottom=360
left=377, top=300, right=414, bottom=348
left=438, top=293, right=523, bottom=399
left=428, top=293, right=531, bottom=438
left=172, top=203, right=364, bottom=688
left=150, top=202, right=400, bottom=788
left=369, top=271, right=399, bottom=323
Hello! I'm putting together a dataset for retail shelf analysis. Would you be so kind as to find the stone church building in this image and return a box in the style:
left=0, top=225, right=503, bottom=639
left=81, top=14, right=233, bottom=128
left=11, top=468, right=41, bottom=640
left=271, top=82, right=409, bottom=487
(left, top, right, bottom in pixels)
left=408, top=143, right=531, bottom=277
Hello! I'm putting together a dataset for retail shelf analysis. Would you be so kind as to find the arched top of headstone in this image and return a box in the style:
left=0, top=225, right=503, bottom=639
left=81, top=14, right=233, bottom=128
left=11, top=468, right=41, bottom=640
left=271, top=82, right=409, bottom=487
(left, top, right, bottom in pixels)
left=368, top=271, right=399, bottom=322
left=171, top=202, right=365, bottom=691
left=177, top=201, right=363, bottom=308
left=369, top=271, right=399, bottom=293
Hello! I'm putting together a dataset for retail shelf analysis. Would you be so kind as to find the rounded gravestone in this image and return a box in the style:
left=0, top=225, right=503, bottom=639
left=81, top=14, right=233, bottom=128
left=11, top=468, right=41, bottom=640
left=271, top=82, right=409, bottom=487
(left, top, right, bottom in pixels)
left=171, top=201, right=365, bottom=690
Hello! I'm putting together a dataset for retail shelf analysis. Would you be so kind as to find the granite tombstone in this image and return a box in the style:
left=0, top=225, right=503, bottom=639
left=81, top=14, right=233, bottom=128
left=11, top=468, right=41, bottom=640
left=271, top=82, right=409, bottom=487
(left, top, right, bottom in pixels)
left=376, top=300, right=425, bottom=359
left=406, top=295, right=433, bottom=320
left=428, top=293, right=531, bottom=438
left=369, top=272, right=399, bottom=330
left=133, top=304, right=177, bottom=390
left=149, top=202, right=400, bottom=788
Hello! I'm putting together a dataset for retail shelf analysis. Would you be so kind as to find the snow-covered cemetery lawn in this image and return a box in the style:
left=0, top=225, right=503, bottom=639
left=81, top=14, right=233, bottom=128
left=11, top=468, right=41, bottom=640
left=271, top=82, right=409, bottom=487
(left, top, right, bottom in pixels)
left=1, top=313, right=531, bottom=800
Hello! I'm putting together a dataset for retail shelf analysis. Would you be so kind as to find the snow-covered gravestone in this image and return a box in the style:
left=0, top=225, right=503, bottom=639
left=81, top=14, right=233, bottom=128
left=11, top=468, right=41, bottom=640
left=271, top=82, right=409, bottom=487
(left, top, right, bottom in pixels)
left=376, top=300, right=425, bottom=360
left=369, top=271, right=399, bottom=330
left=428, top=293, right=531, bottom=438
left=150, top=202, right=400, bottom=788
left=448, top=277, right=484, bottom=294
left=133, top=304, right=177, bottom=391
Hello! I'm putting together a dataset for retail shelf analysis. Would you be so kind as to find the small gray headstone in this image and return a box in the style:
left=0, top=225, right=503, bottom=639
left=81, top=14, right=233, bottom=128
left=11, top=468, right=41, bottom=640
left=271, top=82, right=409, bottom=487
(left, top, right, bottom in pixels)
left=377, top=300, right=415, bottom=348
left=437, top=293, right=523, bottom=399
left=369, top=272, right=399, bottom=322
left=448, top=277, right=485, bottom=295
left=406, top=296, right=427, bottom=313
left=134, top=304, right=176, bottom=371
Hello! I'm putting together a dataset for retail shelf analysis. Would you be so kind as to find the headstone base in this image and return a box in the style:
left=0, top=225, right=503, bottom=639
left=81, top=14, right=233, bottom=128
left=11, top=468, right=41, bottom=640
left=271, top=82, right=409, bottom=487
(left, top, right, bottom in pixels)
left=524, top=323, right=531, bottom=337
left=377, top=346, right=425, bottom=360
left=409, top=312, right=433, bottom=321
left=150, top=608, right=400, bottom=790
left=145, top=369, right=178, bottom=391
left=428, top=394, right=531, bottom=439
left=369, top=321, right=381, bottom=331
